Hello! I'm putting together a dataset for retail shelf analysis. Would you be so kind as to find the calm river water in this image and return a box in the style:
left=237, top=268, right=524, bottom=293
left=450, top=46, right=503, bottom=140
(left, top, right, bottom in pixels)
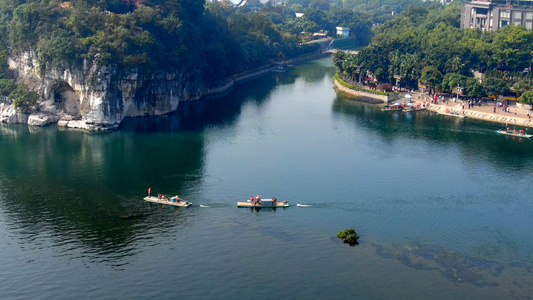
left=1, top=58, right=533, bottom=299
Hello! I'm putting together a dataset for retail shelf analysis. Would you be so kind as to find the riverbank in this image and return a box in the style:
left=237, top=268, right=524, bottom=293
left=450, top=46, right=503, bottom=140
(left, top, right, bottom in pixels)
left=333, top=77, right=396, bottom=103
left=426, top=103, right=532, bottom=127
left=335, top=79, right=533, bottom=128
left=411, top=94, right=533, bottom=128
left=205, top=52, right=331, bottom=98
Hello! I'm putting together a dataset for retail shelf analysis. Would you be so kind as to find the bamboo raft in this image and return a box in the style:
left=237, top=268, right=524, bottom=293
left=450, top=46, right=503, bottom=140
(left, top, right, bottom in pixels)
left=237, top=199, right=289, bottom=208
left=144, top=196, right=192, bottom=207
left=404, top=107, right=427, bottom=112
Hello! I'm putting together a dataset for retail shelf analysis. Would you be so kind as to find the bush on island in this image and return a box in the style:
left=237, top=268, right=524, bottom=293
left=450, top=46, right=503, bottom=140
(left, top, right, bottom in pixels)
left=337, top=228, right=359, bottom=246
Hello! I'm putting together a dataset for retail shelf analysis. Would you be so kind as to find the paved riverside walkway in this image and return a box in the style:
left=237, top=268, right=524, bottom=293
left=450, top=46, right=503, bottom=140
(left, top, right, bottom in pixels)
left=409, top=93, right=533, bottom=128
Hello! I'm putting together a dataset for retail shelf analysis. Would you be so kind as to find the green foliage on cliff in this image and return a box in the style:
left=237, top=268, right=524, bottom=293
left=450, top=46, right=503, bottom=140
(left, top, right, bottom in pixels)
left=0, top=0, right=325, bottom=86
left=11, top=84, right=38, bottom=112
left=0, top=49, right=36, bottom=112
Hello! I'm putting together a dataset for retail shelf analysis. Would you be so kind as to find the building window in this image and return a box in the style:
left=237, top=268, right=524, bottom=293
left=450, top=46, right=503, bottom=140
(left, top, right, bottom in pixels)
left=514, top=21, right=522, bottom=26
left=526, top=13, right=533, bottom=20
left=476, top=8, right=488, bottom=15
left=526, top=22, right=533, bottom=30
left=501, top=20, right=509, bottom=27
left=500, top=11, right=510, bottom=19
left=514, top=12, right=522, bottom=20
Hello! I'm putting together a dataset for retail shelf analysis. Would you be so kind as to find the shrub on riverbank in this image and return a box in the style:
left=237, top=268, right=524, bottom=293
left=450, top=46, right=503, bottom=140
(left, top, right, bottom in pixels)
left=519, top=91, right=533, bottom=105
left=335, top=71, right=390, bottom=96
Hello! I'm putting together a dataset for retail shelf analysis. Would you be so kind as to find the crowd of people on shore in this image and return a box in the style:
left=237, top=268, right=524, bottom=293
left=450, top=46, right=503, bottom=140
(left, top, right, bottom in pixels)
left=417, top=94, right=532, bottom=119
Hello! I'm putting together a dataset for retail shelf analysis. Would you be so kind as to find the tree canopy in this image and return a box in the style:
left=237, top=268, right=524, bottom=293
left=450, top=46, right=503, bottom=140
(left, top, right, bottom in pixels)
left=334, top=1, right=533, bottom=97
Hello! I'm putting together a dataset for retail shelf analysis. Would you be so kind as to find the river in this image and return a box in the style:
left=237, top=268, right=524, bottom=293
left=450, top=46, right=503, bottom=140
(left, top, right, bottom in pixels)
left=1, top=57, right=533, bottom=299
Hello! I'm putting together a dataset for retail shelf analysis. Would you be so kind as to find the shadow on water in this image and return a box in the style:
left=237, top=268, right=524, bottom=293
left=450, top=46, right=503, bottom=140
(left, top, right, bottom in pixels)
left=120, top=71, right=282, bottom=133
left=331, top=96, right=533, bottom=171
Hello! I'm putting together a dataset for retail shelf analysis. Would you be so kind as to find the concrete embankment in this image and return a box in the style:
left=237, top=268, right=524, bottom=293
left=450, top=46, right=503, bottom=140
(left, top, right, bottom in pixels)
left=333, top=78, right=395, bottom=103
left=333, top=78, right=533, bottom=128
left=426, top=104, right=533, bottom=127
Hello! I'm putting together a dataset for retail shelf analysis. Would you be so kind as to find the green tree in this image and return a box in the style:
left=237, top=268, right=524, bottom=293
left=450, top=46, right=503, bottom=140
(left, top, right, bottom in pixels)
left=333, top=50, right=347, bottom=71
left=513, top=79, right=532, bottom=98
left=519, top=91, right=533, bottom=105
left=465, top=78, right=484, bottom=98
left=483, top=77, right=509, bottom=97
left=10, top=84, right=38, bottom=113
left=441, top=73, right=466, bottom=93
left=0, top=79, right=17, bottom=97
left=419, top=66, right=443, bottom=93
left=290, top=4, right=304, bottom=13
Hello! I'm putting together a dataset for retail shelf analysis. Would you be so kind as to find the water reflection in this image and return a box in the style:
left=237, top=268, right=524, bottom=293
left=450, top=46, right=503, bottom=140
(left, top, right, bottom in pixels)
left=0, top=65, right=294, bottom=262
left=331, top=96, right=533, bottom=172
left=294, top=58, right=337, bottom=83
left=0, top=123, right=205, bottom=262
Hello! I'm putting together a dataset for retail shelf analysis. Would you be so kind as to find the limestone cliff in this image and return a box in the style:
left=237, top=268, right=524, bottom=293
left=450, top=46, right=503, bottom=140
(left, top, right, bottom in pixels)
left=1, top=51, right=206, bottom=130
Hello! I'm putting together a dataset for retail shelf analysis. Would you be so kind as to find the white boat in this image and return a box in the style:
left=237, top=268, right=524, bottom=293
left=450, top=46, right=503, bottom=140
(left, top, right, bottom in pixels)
left=382, top=103, right=404, bottom=111
left=237, top=199, right=289, bottom=208
left=497, top=129, right=533, bottom=139
left=437, top=110, right=467, bottom=118
left=144, top=196, right=192, bottom=207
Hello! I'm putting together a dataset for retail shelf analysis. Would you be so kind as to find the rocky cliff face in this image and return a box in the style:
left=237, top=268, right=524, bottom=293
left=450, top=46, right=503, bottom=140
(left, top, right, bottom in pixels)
left=1, top=51, right=206, bottom=130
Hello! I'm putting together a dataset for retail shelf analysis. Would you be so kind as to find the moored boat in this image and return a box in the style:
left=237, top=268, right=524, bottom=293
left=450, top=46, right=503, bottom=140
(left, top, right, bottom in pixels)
left=403, top=103, right=427, bottom=112
left=382, top=102, right=404, bottom=111
left=144, top=196, right=192, bottom=207
left=404, top=106, right=427, bottom=112
left=497, top=129, right=533, bottom=139
left=237, top=199, right=289, bottom=208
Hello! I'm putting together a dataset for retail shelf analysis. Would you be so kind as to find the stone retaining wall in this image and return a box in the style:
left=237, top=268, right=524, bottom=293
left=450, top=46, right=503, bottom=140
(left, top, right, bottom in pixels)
left=333, top=79, right=394, bottom=103
left=427, top=104, right=533, bottom=127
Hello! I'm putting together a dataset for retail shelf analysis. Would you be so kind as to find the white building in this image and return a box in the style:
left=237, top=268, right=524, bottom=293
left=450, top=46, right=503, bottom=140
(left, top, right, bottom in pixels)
left=461, top=0, right=533, bottom=31
left=336, top=27, right=350, bottom=37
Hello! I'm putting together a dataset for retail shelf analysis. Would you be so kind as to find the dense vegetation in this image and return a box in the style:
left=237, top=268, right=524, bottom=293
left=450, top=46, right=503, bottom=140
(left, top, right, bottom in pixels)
left=287, top=0, right=431, bottom=25
left=334, top=2, right=533, bottom=99
left=0, top=0, right=433, bottom=110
